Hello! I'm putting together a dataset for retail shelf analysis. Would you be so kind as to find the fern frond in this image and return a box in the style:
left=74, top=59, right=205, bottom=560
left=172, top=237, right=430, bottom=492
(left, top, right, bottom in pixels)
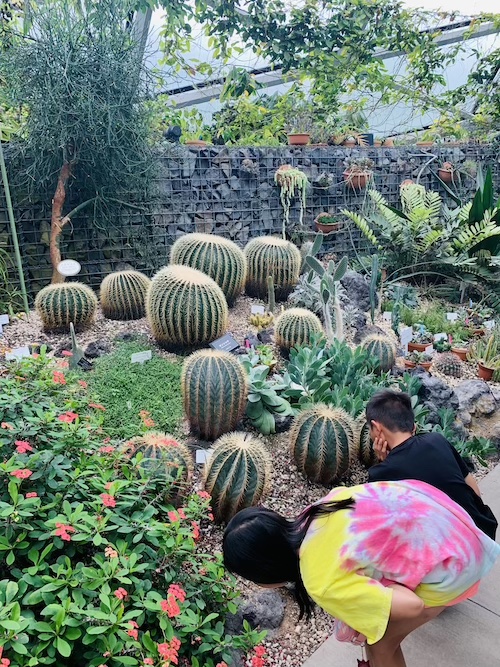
left=454, top=219, right=500, bottom=252
left=416, top=229, right=443, bottom=253
left=342, top=210, right=382, bottom=249
left=369, top=190, right=402, bottom=228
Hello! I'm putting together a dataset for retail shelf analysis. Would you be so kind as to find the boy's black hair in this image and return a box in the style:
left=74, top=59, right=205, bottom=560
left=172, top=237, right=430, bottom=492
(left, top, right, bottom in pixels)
left=365, top=389, right=415, bottom=433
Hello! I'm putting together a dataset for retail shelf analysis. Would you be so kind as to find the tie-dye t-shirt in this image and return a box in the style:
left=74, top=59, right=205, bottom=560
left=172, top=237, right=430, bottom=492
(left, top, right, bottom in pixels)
left=299, top=480, right=500, bottom=645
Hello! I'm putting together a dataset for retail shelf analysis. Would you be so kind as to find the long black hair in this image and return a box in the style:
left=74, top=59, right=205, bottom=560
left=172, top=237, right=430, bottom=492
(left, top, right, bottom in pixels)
left=223, top=497, right=354, bottom=619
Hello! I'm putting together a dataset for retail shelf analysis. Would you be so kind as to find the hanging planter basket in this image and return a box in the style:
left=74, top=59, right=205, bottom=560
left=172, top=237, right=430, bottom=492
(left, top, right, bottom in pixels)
left=343, top=170, right=371, bottom=190
left=438, top=162, right=456, bottom=184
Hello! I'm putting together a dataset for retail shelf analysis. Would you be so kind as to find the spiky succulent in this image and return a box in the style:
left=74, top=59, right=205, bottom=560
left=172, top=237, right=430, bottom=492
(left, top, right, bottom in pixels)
left=244, top=236, right=301, bottom=300
left=35, top=282, right=98, bottom=332
left=123, top=432, right=193, bottom=503
left=146, top=265, right=228, bottom=349
left=275, top=308, right=323, bottom=350
left=360, top=334, right=397, bottom=373
left=170, top=233, right=247, bottom=305
left=100, top=270, right=151, bottom=320
left=203, top=431, right=272, bottom=523
left=181, top=350, right=248, bottom=441
left=434, top=352, right=463, bottom=378
left=290, top=405, right=357, bottom=484
left=358, top=418, right=377, bottom=468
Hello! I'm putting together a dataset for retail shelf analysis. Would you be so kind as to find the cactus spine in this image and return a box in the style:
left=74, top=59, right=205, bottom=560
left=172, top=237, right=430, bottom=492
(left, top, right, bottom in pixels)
left=244, top=236, right=301, bottom=300
left=146, top=265, right=228, bottom=349
left=435, top=352, right=463, bottom=378
left=182, top=350, right=248, bottom=441
left=290, top=405, right=357, bottom=484
left=124, top=432, right=193, bottom=503
left=360, top=334, right=397, bottom=373
left=35, top=282, right=97, bottom=332
left=170, top=233, right=247, bottom=305
left=275, top=308, right=323, bottom=350
left=100, top=270, right=151, bottom=320
left=358, top=418, right=377, bottom=468
left=203, top=432, right=272, bottom=523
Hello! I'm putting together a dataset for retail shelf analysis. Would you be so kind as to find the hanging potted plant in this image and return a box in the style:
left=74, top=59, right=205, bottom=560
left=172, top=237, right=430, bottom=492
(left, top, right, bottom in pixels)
left=438, top=161, right=456, bottom=184
left=274, top=165, right=309, bottom=240
left=343, top=157, right=374, bottom=190
left=314, top=212, right=340, bottom=234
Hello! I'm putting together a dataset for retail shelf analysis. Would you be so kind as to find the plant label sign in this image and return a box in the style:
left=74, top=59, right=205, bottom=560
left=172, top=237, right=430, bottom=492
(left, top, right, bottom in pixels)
left=424, top=345, right=434, bottom=355
left=400, top=326, right=413, bottom=354
left=446, top=312, right=459, bottom=322
left=5, top=346, right=31, bottom=361
left=209, top=333, right=240, bottom=353
left=383, top=311, right=392, bottom=322
left=0, top=314, right=9, bottom=325
left=195, top=449, right=212, bottom=464
left=251, top=305, right=265, bottom=315
left=131, top=350, right=152, bottom=364
left=434, top=332, right=447, bottom=341
left=484, top=320, right=496, bottom=330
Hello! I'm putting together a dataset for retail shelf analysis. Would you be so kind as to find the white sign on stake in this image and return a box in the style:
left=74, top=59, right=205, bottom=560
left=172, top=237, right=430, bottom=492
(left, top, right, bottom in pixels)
left=446, top=312, right=459, bottom=322
left=383, top=311, right=393, bottom=322
left=5, top=346, right=31, bottom=361
left=434, top=332, right=447, bottom=341
left=251, top=304, right=266, bottom=315
left=131, top=350, right=152, bottom=364
left=484, top=320, right=496, bottom=331
left=196, top=449, right=212, bottom=464
left=400, top=326, right=413, bottom=354
left=424, top=345, right=434, bottom=355
left=0, top=314, right=9, bottom=325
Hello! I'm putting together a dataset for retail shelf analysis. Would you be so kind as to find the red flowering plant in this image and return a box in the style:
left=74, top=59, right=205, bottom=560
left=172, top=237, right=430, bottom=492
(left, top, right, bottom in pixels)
left=0, top=352, right=265, bottom=666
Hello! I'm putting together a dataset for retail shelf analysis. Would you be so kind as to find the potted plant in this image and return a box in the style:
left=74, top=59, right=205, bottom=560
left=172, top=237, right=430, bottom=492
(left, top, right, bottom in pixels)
left=433, top=338, right=452, bottom=353
left=467, top=334, right=500, bottom=381
left=404, top=351, right=433, bottom=370
left=408, top=327, right=433, bottom=352
left=314, top=212, right=340, bottom=233
left=286, top=113, right=313, bottom=145
left=343, top=157, right=374, bottom=190
left=416, top=130, right=436, bottom=148
left=450, top=336, right=469, bottom=361
left=184, top=135, right=208, bottom=147
left=382, top=137, right=395, bottom=147
left=438, top=161, right=456, bottom=184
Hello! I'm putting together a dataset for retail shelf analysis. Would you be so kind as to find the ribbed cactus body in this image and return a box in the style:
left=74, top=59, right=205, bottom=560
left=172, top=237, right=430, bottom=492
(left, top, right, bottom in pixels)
left=275, top=308, right=323, bottom=350
left=124, top=431, right=193, bottom=503
left=435, top=352, right=463, bottom=378
left=170, top=233, right=247, bottom=305
left=360, top=334, right=396, bottom=373
left=244, top=236, right=301, bottom=300
left=182, top=350, right=248, bottom=441
left=203, top=432, right=272, bottom=523
left=35, top=282, right=97, bottom=332
left=146, top=265, right=228, bottom=349
left=100, top=270, right=151, bottom=320
left=290, top=405, right=357, bottom=484
left=358, top=419, right=377, bottom=468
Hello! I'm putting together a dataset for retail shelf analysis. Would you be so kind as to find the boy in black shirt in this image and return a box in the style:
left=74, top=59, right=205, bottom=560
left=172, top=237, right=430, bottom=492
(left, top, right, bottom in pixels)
left=366, top=389, right=497, bottom=540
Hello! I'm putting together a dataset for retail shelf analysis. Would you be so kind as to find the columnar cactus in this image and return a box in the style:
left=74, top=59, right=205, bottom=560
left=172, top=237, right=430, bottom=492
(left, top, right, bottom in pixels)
left=358, top=418, right=377, bottom=468
left=100, top=270, right=151, bottom=320
left=275, top=308, right=323, bottom=350
left=244, top=236, right=301, bottom=300
left=123, top=431, right=193, bottom=503
left=360, top=334, right=397, bottom=373
left=434, top=352, right=463, bottom=378
left=35, top=282, right=98, bottom=332
left=181, top=350, right=248, bottom=441
left=170, top=233, right=247, bottom=305
left=146, top=265, right=228, bottom=349
left=203, top=432, right=272, bottom=523
left=290, top=405, right=357, bottom=484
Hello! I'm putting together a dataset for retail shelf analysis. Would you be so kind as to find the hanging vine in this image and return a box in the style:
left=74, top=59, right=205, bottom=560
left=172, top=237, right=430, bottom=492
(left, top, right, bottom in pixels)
left=274, top=165, right=309, bottom=240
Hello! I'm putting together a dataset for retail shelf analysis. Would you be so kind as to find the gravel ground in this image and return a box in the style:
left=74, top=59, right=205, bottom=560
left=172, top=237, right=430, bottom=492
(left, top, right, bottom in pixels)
left=1, top=298, right=499, bottom=666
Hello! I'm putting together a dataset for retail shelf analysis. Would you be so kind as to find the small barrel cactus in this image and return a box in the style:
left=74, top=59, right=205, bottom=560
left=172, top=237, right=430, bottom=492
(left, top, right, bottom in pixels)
left=35, top=282, right=98, bottom=332
left=275, top=308, right=323, bottom=350
left=123, top=431, right=193, bottom=503
left=146, top=265, right=228, bottom=349
left=181, top=350, right=248, bottom=441
left=290, top=405, right=357, bottom=485
left=358, top=418, right=377, bottom=468
left=360, top=334, right=397, bottom=373
left=170, top=233, right=247, bottom=305
left=100, top=270, right=151, bottom=320
left=244, top=236, right=301, bottom=300
left=434, top=352, right=463, bottom=378
left=203, top=432, right=272, bottom=523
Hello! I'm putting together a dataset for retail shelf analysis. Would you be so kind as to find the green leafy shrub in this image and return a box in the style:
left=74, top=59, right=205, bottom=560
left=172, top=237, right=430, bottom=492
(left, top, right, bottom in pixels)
left=0, top=351, right=264, bottom=667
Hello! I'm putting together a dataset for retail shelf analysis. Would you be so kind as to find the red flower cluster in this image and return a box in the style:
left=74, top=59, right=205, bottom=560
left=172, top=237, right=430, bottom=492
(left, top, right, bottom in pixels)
left=100, top=493, right=116, bottom=508
left=160, top=583, right=186, bottom=618
left=127, top=620, right=139, bottom=641
left=139, top=410, right=155, bottom=429
left=55, top=523, right=76, bottom=541
left=58, top=411, right=78, bottom=423
left=15, top=440, right=33, bottom=454
left=61, top=350, right=73, bottom=357
left=52, top=370, right=66, bottom=385
left=114, top=587, right=128, bottom=600
left=10, top=469, right=33, bottom=479
left=168, top=511, right=180, bottom=523
left=143, top=659, right=154, bottom=665
left=167, top=584, right=186, bottom=603
left=0, top=646, right=11, bottom=667
left=157, top=637, right=180, bottom=665
left=250, top=646, right=267, bottom=667
left=1, top=422, right=13, bottom=430
left=197, top=490, right=211, bottom=500
left=99, top=446, right=114, bottom=454
left=26, top=492, right=38, bottom=498
left=216, top=663, right=229, bottom=667
left=78, top=380, right=88, bottom=389
left=191, top=521, right=200, bottom=540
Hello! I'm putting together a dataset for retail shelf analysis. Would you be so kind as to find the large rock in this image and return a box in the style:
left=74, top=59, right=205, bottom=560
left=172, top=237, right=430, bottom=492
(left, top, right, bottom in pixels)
left=341, top=270, right=377, bottom=313
left=85, top=339, right=112, bottom=359
left=412, top=368, right=459, bottom=424
left=225, top=589, right=286, bottom=634
left=454, top=380, right=496, bottom=415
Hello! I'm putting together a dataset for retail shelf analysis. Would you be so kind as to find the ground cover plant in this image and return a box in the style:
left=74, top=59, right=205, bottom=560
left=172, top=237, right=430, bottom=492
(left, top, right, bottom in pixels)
left=85, top=340, right=184, bottom=440
left=0, top=349, right=264, bottom=666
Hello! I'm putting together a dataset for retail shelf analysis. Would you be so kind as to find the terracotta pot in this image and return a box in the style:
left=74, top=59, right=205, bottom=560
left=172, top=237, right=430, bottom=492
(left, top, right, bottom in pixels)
left=408, top=342, right=430, bottom=353
left=185, top=140, right=207, bottom=147
left=438, top=167, right=456, bottom=184
left=401, top=179, right=414, bottom=187
left=275, top=164, right=293, bottom=185
left=416, top=141, right=434, bottom=148
left=343, top=170, right=369, bottom=190
left=478, top=362, right=494, bottom=381
left=343, top=139, right=356, bottom=147
left=451, top=347, right=468, bottom=361
left=472, top=328, right=486, bottom=337
left=374, top=140, right=382, bottom=147
left=404, top=360, right=416, bottom=369
left=418, top=361, right=433, bottom=371
left=383, top=138, right=395, bottom=147
left=287, top=133, right=311, bottom=145
left=315, top=222, right=339, bottom=234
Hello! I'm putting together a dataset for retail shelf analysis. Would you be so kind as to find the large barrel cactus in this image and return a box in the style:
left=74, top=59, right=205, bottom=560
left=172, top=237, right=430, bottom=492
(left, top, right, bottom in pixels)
left=182, top=350, right=248, bottom=441
left=100, top=270, right=151, bottom=320
left=35, top=282, right=98, bottom=332
left=290, top=405, right=357, bottom=484
left=360, top=334, right=397, bottom=373
left=358, top=418, right=377, bottom=468
left=244, top=236, right=301, bottom=300
left=146, top=265, right=228, bottom=349
left=123, top=431, right=193, bottom=503
left=170, top=233, right=247, bottom=305
left=275, top=308, right=323, bottom=350
left=203, top=432, right=272, bottom=523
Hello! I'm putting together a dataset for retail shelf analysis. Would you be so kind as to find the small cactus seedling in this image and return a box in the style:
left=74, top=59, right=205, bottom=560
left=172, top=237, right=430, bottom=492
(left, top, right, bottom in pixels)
left=360, top=334, right=396, bottom=373
left=203, top=431, right=272, bottom=523
left=275, top=308, right=323, bottom=350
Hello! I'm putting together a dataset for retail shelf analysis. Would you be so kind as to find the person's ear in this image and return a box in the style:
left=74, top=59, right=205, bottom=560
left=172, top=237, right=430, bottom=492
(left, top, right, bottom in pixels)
left=371, top=420, right=383, bottom=437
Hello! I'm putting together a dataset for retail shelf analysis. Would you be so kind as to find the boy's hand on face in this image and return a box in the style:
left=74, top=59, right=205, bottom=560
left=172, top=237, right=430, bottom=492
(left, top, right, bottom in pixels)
left=373, top=434, right=389, bottom=461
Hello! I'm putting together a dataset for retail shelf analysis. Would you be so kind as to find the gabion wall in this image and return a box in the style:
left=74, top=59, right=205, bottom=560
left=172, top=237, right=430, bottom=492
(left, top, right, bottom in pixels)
left=1, top=144, right=499, bottom=299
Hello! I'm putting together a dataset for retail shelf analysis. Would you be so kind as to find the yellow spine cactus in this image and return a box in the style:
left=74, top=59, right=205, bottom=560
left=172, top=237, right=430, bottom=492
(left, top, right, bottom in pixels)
left=275, top=308, right=323, bottom=350
left=35, top=282, right=98, bottom=332
left=244, top=236, right=301, bottom=300
left=100, top=270, right=151, bottom=320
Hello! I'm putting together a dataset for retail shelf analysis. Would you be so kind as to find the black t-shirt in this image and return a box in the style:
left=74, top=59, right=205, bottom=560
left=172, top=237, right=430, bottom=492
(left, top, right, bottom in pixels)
left=368, top=432, right=497, bottom=540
